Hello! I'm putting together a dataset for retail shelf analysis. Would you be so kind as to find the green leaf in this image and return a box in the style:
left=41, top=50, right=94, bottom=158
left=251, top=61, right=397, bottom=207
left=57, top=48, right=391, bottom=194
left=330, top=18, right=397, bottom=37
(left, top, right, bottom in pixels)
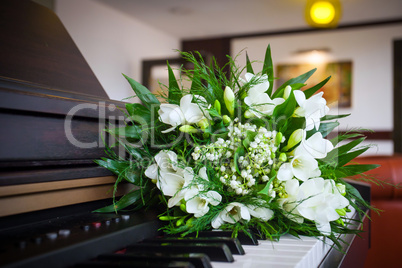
left=337, top=147, right=370, bottom=167
left=303, top=76, right=331, bottom=98
left=106, top=125, right=142, bottom=140
left=167, top=61, right=182, bottom=103
left=330, top=132, right=365, bottom=146
left=125, top=103, right=151, bottom=124
left=94, top=189, right=143, bottom=212
left=273, top=89, right=296, bottom=129
left=342, top=164, right=380, bottom=177
left=246, top=52, right=254, bottom=74
left=190, top=68, right=203, bottom=94
left=234, top=146, right=246, bottom=175
left=323, top=137, right=366, bottom=163
left=289, top=83, right=306, bottom=90
left=257, top=182, right=272, bottom=196
left=123, top=74, right=160, bottom=109
left=94, top=158, right=130, bottom=175
left=243, top=131, right=258, bottom=149
left=272, top=68, right=317, bottom=99
left=262, top=45, right=274, bottom=96
left=307, top=121, right=339, bottom=138
left=321, top=114, right=350, bottom=121
left=124, top=145, right=143, bottom=160
left=207, top=108, right=222, bottom=122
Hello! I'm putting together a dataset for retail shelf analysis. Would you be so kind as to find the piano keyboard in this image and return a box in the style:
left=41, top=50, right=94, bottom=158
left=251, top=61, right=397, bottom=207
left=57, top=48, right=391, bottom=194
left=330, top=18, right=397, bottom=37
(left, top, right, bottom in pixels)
left=0, top=207, right=367, bottom=268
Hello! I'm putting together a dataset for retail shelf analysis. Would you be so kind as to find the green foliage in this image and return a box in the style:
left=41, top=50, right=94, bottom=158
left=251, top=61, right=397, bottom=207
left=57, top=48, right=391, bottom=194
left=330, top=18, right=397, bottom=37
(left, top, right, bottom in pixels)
left=123, top=74, right=160, bottom=109
left=94, top=44, right=381, bottom=249
left=167, top=61, right=182, bottom=103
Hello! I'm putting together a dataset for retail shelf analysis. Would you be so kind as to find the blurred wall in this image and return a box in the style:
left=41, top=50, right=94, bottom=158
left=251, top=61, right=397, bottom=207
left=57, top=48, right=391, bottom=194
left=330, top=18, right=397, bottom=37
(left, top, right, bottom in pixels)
left=55, top=0, right=180, bottom=102
left=233, top=25, right=402, bottom=155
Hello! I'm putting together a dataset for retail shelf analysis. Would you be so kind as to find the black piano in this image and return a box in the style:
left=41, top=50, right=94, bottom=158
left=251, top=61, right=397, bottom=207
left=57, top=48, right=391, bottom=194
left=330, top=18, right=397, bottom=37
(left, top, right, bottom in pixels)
left=0, top=1, right=370, bottom=267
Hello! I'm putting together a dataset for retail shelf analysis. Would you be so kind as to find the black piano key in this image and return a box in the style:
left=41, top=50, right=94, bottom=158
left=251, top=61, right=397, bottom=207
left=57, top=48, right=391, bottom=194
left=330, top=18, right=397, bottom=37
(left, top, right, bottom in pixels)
left=76, top=260, right=195, bottom=268
left=98, top=252, right=212, bottom=268
left=126, top=242, right=234, bottom=262
left=185, top=230, right=259, bottom=245
left=145, top=237, right=245, bottom=255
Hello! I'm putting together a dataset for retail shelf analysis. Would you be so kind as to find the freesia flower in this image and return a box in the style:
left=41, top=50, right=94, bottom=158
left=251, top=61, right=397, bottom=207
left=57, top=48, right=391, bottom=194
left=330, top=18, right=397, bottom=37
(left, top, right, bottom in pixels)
left=144, top=150, right=178, bottom=185
left=247, top=199, right=274, bottom=221
left=278, top=179, right=304, bottom=223
left=296, top=177, right=350, bottom=235
left=158, top=94, right=206, bottom=133
left=224, top=86, right=235, bottom=117
left=243, top=73, right=284, bottom=117
left=163, top=167, right=194, bottom=208
left=211, top=202, right=251, bottom=229
left=277, top=153, right=321, bottom=181
left=186, top=190, right=222, bottom=217
left=294, top=90, right=329, bottom=131
left=295, top=131, right=334, bottom=159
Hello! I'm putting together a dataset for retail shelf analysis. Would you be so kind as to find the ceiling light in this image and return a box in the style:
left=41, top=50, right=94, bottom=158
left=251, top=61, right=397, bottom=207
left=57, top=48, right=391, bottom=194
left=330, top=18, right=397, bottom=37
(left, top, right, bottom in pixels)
left=305, top=0, right=341, bottom=28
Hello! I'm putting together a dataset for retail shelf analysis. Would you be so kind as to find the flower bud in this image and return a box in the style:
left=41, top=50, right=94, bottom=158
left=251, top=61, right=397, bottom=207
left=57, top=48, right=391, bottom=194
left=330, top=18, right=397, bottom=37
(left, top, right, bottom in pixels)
left=180, top=203, right=186, bottom=212
left=222, top=115, right=231, bottom=125
left=275, top=132, right=283, bottom=146
left=335, top=208, right=347, bottom=216
left=244, top=110, right=255, bottom=118
left=186, top=217, right=194, bottom=227
left=224, top=86, right=235, bottom=117
left=214, top=100, right=221, bottom=115
left=197, top=118, right=209, bottom=130
left=279, top=153, right=287, bottom=162
left=336, top=183, right=346, bottom=196
left=335, top=218, right=345, bottom=226
left=286, top=129, right=303, bottom=149
left=283, top=85, right=292, bottom=99
left=179, top=125, right=198, bottom=133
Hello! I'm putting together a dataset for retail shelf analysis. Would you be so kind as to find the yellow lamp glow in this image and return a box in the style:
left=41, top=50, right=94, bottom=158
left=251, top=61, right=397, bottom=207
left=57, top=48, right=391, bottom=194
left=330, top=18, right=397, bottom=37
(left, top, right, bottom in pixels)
left=305, top=0, right=341, bottom=28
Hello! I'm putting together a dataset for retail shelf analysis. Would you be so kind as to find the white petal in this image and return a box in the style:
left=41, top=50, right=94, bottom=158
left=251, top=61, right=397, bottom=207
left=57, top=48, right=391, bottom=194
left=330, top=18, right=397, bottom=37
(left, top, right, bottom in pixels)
left=291, top=155, right=320, bottom=181
left=244, top=73, right=254, bottom=82
left=294, top=90, right=306, bottom=107
left=249, top=206, right=274, bottom=221
left=198, top=167, right=208, bottom=180
left=211, top=213, right=224, bottom=229
left=159, top=172, right=184, bottom=196
left=144, top=164, right=158, bottom=180
left=316, top=222, right=332, bottom=235
left=179, top=94, right=194, bottom=112
left=183, top=103, right=204, bottom=123
left=277, top=163, right=294, bottom=181
left=285, top=179, right=300, bottom=196
left=206, top=191, right=222, bottom=206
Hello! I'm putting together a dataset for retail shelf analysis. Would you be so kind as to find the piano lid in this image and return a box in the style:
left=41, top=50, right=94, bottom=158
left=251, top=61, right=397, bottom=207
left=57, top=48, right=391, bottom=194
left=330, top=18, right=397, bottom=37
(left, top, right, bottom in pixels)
left=0, top=0, right=126, bottom=188
left=0, top=0, right=108, bottom=99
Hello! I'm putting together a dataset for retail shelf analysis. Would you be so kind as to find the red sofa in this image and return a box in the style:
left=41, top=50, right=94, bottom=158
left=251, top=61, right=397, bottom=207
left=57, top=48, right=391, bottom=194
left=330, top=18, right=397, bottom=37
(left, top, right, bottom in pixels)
left=353, top=154, right=402, bottom=268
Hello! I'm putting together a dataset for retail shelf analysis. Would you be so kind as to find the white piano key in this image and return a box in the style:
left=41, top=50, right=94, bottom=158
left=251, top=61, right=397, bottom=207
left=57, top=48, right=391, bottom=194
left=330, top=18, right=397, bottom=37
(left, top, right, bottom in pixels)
left=212, top=207, right=357, bottom=268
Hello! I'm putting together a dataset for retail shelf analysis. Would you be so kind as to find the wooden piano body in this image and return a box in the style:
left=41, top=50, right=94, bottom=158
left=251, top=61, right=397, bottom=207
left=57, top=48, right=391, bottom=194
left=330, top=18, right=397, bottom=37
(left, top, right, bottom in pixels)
left=0, top=1, right=370, bottom=267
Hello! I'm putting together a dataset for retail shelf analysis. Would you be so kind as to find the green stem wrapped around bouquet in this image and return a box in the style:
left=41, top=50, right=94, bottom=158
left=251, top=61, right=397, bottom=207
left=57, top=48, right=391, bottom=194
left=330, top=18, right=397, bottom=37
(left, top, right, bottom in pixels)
left=95, top=44, right=379, bottom=248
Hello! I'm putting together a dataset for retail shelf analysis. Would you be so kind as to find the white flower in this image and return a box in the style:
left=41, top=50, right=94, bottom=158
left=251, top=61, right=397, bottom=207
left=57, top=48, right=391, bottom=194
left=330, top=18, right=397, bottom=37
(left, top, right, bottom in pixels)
left=211, top=202, right=251, bottom=229
left=224, top=86, right=235, bottom=116
left=295, top=131, right=334, bottom=159
left=186, top=190, right=222, bottom=217
left=164, top=167, right=194, bottom=208
left=294, top=90, right=329, bottom=131
left=158, top=94, right=205, bottom=133
left=278, top=179, right=304, bottom=223
left=144, top=150, right=178, bottom=187
left=243, top=73, right=284, bottom=117
left=277, top=153, right=321, bottom=181
left=247, top=199, right=274, bottom=221
left=296, top=177, right=350, bottom=235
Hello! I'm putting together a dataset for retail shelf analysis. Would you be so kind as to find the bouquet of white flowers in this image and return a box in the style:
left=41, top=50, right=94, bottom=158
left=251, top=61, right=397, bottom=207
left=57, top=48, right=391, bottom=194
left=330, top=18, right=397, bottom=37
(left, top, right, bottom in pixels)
left=95, top=44, right=378, bottom=246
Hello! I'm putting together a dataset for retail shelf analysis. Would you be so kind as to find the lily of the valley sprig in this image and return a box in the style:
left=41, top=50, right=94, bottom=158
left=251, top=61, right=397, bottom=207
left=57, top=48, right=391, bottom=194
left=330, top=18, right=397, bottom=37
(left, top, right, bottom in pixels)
left=95, top=45, right=378, bottom=248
